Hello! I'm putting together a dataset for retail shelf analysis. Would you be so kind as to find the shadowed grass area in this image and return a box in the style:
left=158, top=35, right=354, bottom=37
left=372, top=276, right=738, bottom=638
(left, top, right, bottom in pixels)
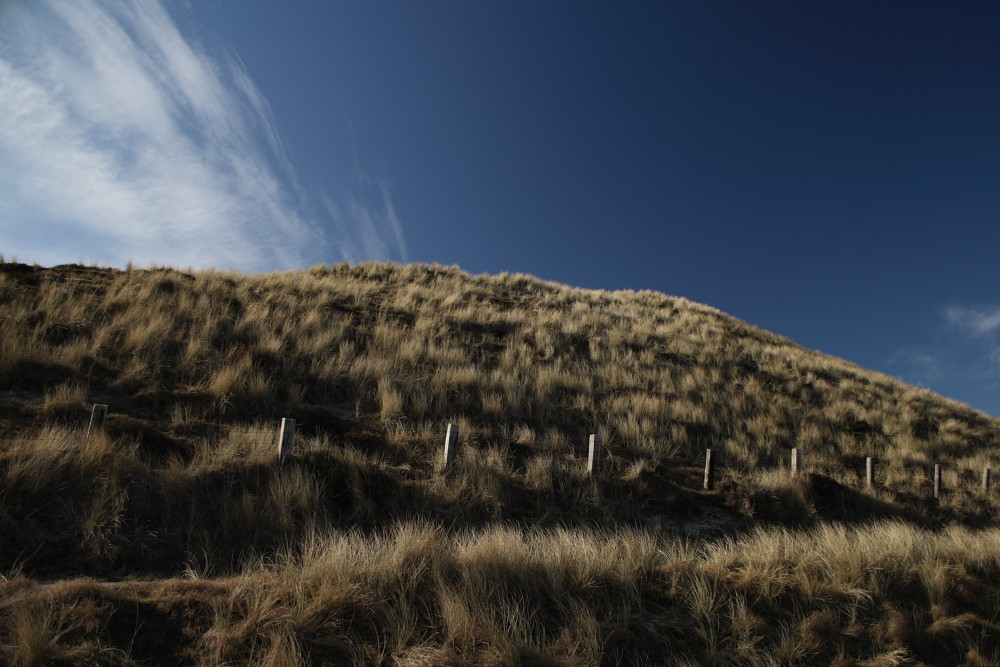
left=1, top=260, right=999, bottom=664
left=3, top=522, right=1000, bottom=665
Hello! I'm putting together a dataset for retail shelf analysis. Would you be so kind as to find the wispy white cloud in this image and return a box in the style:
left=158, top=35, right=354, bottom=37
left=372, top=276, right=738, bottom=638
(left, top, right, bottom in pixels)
left=888, top=304, right=1000, bottom=416
left=946, top=306, right=1000, bottom=339
left=0, top=0, right=405, bottom=270
left=946, top=304, right=1000, bottom=382
left=887, top=347, right=940, bottom=390
left=887, top=304, right=1000, bottom=412
left=990, top=348, right=1000, bottom=380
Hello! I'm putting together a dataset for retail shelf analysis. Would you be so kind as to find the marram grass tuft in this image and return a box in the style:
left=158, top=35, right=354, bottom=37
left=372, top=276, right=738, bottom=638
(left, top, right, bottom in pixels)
left=0, top=259, right=998, bottom=665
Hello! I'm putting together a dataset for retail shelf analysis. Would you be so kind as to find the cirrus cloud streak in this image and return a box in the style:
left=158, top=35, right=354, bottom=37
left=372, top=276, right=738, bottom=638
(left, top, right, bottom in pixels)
left=0, top=0, right=405, bottom=270
left=946, top=306, right=1000, bottom=339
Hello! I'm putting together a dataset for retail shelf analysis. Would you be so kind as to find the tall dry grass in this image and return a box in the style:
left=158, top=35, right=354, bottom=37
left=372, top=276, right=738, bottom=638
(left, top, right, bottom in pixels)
left=3, top=521, right=998, bottom=665
left=2, top=261, right=996, bottom=481
left=2, top=259, right=1000, bottom=663
left=3, top=260, right=998, bottom=527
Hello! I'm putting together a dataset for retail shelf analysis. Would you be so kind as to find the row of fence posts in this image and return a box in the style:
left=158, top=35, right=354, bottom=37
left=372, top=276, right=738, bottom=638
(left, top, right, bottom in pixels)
left=443, top=423, right=604, bottom=476
left=87, top=404, right=300, bottom=463
left=702, top=446, right=994, bottom=498
left=85, top=405, right=993, bottom=496
left=267, top=419, right=607, bottom=477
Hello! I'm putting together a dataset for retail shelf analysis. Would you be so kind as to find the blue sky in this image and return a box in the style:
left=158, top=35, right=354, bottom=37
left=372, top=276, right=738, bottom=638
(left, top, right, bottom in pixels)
left=1, top=1, right=998, bottom=417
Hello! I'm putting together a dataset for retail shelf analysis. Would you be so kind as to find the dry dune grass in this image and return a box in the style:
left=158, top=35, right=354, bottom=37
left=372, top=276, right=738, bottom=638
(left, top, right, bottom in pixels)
left=1, top=259, right=999, bottom=664
left=2, top=260, right=997, bottom=510
left=3, top=522, right=1000, bottom=665
left=4, top=265, right=995, bottom=446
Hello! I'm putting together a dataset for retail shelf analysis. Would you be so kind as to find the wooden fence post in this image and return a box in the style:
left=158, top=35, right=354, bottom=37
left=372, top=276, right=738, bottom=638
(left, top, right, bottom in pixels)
left=443, top=423, right=460, bottom=468
left=791, top=448, right=802, bottom=475
left=933, top=463, right=942, bottom=499
left=703, top=448, right=715, bottom=491
left=983, top=467, right=992, bottom=494
left=87, top=404, right=108, bottom=438
left=587, top=434, right=601, bottom=476
left=866, top=457, right=875, bottom=488
left=278, top=418, right=296, bottom=463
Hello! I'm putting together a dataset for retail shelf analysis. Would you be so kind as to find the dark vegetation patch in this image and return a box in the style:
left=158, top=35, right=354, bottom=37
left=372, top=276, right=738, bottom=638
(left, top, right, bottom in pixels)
left=1, top=359, right=78, bottom=390
left=1, top=261, right=999, bottom=664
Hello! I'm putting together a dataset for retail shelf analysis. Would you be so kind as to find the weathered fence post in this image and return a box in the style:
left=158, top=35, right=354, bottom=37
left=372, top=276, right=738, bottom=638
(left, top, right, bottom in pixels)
left=703, top=448, right=715, bottom=491
left=87, top=404, right=108, bottom=438
left=442, top=423, right=460, bottom=468
left=933, top=463, right=942, bottom=499
left=278, top=418, right=296, bottom=464
left=587, top=434, right=601, bottom=476
left=791, top=448, right=802, bottom=475
left=866, top=457, right=875, bottom=488
left=983, top=467, right=992, bottom=494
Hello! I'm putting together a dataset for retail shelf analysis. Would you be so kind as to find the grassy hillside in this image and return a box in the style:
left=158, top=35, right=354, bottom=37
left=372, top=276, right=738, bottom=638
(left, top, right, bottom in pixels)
left=1, top=259, right=999, bottom=665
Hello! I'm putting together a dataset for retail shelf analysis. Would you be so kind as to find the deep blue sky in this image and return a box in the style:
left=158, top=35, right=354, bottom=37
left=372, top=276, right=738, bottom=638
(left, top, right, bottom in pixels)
left=1, top=1, right=998, bottom=415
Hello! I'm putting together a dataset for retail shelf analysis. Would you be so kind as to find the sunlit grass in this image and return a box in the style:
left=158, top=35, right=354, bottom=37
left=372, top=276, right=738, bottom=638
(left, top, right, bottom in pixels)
left=1, top=259, right=999, bottom=663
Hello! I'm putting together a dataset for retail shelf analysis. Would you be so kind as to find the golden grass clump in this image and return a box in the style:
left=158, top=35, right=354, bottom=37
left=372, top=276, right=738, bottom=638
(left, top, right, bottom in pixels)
left=1, top=259, right=1000, bottom=663
left=2, top=522, right=994, bottom=664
